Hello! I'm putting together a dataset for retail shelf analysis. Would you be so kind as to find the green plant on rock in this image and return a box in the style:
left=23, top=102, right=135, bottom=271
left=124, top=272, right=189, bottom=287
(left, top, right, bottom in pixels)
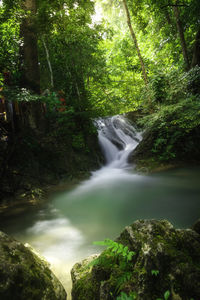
left=116, top=291, right=137, bottom=300
left=93, top=239, right=135, bottom=263
left=139, top=95, right=200, bottom=162
left=156, top=290, right=170, bottom=300
left=88, top=239, right=136, bottom=297
left=151, top=269, right=159, bottom=276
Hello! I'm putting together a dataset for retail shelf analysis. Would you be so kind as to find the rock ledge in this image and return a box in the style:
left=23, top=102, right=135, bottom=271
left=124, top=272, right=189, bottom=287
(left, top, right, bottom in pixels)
left=71, top=219, right=200, bottom=300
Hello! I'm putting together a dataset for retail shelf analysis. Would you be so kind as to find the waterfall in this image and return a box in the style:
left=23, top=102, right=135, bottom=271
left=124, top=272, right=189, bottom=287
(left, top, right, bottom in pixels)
left=3, top=113, right=200, bottom=299
left=96, top=115, right=142, bottom=169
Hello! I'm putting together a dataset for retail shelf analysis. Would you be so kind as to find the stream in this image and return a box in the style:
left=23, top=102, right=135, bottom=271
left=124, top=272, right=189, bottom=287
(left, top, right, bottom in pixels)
left=1, top=115, right=200, bottom=298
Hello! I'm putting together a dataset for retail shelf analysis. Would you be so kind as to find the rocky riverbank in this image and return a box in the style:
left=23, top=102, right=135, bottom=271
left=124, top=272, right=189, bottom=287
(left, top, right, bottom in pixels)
left=71, top=219, right=200, bottom=300
left=1, top=219, right=200, bottom=299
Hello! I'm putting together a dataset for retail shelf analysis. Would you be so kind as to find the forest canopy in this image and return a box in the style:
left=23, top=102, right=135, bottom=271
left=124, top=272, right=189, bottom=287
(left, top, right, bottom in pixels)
left=0, top=0, right=199, bottom=115
left=0, top=0, right=200, bottom=165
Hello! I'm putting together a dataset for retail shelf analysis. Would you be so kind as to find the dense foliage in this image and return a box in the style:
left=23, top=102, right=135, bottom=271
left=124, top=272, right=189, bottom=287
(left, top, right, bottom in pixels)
left=93, top=0, right=200, bottom=111
left=1, top=0, right=199, bottom=113
left=137, top=66, right=200, bottom=162
left=0, top=0, right=107, bottom=198
left=0, top=0, right=106, bottom=112
left=0, top=1, right=200, bottom=298
left=0, top=0, right=200, bottom=182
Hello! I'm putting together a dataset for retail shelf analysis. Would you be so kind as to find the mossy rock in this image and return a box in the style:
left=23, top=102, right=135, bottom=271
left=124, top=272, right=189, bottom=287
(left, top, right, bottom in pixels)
left=0, top=231, right=67, bottom=300
left=71, top=219, right=200, bottom=300
left=71, top=254, right=105, bottom=300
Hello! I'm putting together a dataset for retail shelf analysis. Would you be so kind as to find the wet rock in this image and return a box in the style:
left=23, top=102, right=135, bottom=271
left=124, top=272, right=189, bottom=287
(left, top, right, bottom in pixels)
left=71, top=254, right=102, bottom=300
left=129, top=130, right=151, bottom=160
left=0, top=231, right=67, bottom=300
left=192, top=219, right=200, bottom=235
left=71, top=219, right=200, bottom=300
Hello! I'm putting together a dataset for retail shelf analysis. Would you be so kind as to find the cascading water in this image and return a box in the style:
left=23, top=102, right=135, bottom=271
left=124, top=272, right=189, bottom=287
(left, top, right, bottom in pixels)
left=71, top=115, right=142, bottom=194
left=1, top=115, right=200, bottom=299
left=97, top=115, right=142, bottom=168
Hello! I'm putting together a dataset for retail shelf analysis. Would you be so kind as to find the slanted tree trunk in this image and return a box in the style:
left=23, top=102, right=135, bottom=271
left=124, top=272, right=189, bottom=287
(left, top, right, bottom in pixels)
left=20, top=0, right=40, bottom=93
left=191, top=28, right=200, bottom=68
left=122, top=0, right=148, bottom=86
left=173, top=5, right=190, bottom=70
left=42, top=36, right=54, bottom=89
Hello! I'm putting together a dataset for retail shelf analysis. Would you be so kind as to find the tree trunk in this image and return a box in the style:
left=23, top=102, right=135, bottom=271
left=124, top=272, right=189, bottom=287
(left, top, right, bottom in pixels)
left=122, top=0, right=148, bottom=86
left=42, top=36, right=54, bottom=89
left=173, top=5, right=190, bottom=70
left=164, top=9, right=172, bottom=25
left=20, top=0, right=40, bottom=93
left=18, top=0, right=46, bottom=132
left=191, top=28, right=200, bottom=68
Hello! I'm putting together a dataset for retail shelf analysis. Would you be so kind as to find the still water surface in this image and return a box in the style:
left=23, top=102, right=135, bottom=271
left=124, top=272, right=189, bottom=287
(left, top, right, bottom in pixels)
left=1, top=116, right=200, bottom=297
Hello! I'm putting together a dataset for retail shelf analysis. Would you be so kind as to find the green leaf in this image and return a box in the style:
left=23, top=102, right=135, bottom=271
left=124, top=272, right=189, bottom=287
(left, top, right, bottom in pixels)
left=151, top=269, right=159, bottom=276
left=164, top=290, right=170, bottom=300
left=116, top=292, right=135, bottom=300
left=93, top=240, right=109, bottom=246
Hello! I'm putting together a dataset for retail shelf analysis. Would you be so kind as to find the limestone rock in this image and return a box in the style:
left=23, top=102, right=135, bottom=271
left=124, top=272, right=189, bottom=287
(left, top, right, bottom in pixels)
left=0, top=231, right=67, bottom=300
left=71, top=254, right=102, bottom=300
left=71, top=219, right=200, bottom=300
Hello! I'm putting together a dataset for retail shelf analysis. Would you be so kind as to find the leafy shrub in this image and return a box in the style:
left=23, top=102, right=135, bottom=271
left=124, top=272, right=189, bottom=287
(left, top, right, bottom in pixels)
left=72, top=133, right=85, bottom=150
left=149, top=73, right=167, bottom=104
left=139, top=95, right=200, bottom=161
left=93, top=239, right=135, bottom=264
left=186, top=66, right=200, bottom=95
left=87, top=239, right=136, bottom=298
left=165, top=68, right=188, bottom=104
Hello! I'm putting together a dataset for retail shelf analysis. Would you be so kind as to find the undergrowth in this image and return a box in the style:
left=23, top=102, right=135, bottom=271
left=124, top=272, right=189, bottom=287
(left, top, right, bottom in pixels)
left=139, top=95, right=200, bottom=161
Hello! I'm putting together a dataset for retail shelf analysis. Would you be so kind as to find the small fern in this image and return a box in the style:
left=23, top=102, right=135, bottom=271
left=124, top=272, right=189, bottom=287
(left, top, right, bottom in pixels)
left=87, top=239, right=136, bottom=298
left=151, top=269, right=159, bottom=276
left=93, top=239, right=135, bottom=262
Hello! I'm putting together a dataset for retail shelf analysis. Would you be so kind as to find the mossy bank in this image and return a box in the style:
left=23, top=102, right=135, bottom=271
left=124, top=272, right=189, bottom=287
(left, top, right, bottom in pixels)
left=71, top=219, right=200, bottom=300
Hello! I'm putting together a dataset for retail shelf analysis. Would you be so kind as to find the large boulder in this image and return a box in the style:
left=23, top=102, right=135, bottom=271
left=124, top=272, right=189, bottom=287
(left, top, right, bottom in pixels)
left=71, top=219, right=200, bottom=300
left=0, top=231, right=67, bottom=300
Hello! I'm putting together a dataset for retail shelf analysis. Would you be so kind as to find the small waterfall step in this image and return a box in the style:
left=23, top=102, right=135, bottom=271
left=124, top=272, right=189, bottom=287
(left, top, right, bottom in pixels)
left=96, top=115, right=142, bottom=169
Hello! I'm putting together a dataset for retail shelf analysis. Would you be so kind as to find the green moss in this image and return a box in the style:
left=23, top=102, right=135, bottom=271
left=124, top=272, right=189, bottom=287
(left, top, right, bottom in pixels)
left=0, top=232, right=66, bottom=300
left=72, top=220, right=200, bottom=300
left=72, top=273, right=100, bottom=300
